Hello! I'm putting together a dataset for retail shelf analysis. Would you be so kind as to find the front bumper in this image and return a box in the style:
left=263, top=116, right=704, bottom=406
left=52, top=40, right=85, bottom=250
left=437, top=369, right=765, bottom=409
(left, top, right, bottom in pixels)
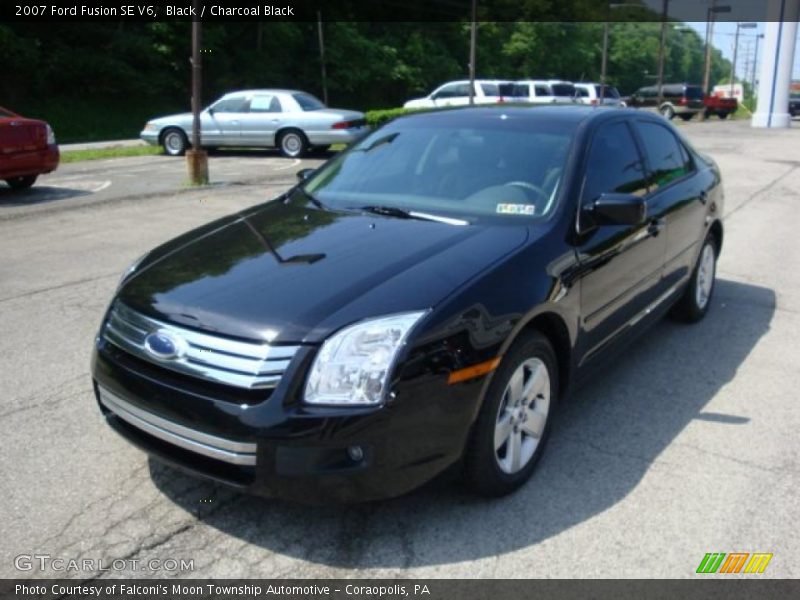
left=140, top=130, right=160, bottom=146
left=92, top=334, right=482, bottom=503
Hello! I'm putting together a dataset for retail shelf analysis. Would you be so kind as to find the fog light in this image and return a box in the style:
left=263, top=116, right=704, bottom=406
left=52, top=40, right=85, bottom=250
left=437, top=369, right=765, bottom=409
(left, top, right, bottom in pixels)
left=347, top=445, right=364, bottom=462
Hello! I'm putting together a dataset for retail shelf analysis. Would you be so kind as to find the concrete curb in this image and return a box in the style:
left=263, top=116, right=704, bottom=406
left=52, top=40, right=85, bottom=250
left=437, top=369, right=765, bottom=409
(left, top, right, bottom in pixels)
left=60, top=139, right=146, bottom=152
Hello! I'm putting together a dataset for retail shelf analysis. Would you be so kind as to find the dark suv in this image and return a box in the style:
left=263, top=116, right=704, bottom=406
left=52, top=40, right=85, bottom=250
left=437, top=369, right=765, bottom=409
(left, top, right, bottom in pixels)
left=629, top=83, right=705, bottom=121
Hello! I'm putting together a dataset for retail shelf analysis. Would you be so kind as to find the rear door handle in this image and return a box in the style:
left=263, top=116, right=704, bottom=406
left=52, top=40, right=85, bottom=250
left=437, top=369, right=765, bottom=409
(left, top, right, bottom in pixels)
left=648, top=218, right=666, bottom=236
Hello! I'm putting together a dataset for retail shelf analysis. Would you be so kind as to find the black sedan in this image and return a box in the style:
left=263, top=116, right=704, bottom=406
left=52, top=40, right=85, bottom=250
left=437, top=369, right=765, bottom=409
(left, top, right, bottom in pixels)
left=92, top=106, right=723, bottom=502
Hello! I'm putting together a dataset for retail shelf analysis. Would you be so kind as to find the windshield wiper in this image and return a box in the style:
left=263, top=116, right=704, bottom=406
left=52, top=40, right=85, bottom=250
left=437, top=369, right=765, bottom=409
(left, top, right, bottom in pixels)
left=352, top=205, right=468, bottom=226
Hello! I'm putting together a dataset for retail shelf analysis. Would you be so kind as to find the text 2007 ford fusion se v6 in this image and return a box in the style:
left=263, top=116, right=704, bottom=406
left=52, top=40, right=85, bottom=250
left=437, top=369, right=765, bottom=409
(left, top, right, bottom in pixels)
left=92, top=106, right=723, bottom=502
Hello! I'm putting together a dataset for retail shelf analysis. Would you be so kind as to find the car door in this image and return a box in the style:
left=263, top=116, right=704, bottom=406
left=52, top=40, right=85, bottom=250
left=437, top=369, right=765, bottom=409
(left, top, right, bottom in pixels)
left=238, top=93, right=284, bottom=147
left=633, top=119, right=708, bottom=289
left=429, top=83, right=460, bottom=107
left=574, top=119, right=668, bottom=364
left=206, top=95, right=247, bottom=146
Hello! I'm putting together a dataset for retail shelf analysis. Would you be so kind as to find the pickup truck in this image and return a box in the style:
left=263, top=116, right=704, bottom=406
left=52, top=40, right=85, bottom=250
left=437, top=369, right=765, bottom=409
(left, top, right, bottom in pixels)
left=0, top=106, right=59, bottom=189
left=704, top=96, right=738, bottom=120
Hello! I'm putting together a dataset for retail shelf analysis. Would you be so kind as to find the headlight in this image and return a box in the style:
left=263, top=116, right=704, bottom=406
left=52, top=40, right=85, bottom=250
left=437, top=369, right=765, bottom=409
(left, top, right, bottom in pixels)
left=304, top=311, right=428, bottom=406
left=142, top=122, right=157, bottom=132
left=46, top=124, right=56, bottom=145
left=118, top=253, right=148, bottom=288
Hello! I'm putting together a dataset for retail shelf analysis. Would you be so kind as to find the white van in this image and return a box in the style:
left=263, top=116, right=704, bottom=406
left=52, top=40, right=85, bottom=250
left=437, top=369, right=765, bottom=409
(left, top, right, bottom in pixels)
left=403, top=80, right=515, bottom=109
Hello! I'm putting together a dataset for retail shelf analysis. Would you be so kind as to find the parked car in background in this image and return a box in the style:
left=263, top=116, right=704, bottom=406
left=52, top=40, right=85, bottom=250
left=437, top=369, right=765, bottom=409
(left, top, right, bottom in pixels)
left=403, top=80, right=514, bottom=109
left=140, top=90, right=366, bottom=158
left=511, top=80, right=578, bottom=104
left=0, top=107, right=59, bottom=190
left=703, top=94, right=738, bottom=120
left=94, top=105, right=723, bottom=502
left=789, top=93, right=800, bottom=117
left=574, top=83, right=626, bottom=107
left=628, top=83, right=705, bottom=120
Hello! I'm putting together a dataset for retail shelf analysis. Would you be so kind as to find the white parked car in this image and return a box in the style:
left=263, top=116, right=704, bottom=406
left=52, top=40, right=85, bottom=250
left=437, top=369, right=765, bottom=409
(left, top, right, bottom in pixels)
left=403, top=80, right=514, bottom=109
left=574, top=83, right=626, bottom=107
left=512, top=80, right=578, bottom=104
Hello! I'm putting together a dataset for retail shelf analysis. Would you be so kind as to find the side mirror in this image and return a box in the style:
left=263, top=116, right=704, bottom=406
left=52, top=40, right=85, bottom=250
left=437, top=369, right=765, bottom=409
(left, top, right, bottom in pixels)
left=585, top=193, right=647, bottom=226
left=296, top=168, right=315, bottom=182
left=207, top=107, right=215, bottom=116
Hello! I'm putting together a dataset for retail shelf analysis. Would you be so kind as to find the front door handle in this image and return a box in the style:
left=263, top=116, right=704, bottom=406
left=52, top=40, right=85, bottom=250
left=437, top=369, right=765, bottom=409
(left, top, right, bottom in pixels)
left=648, top=218, right=666, bottom=236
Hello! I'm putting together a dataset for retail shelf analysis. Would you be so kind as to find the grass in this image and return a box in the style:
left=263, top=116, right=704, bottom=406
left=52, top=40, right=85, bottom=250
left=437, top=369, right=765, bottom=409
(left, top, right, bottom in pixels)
left=60, top=145, right=163, bottom=163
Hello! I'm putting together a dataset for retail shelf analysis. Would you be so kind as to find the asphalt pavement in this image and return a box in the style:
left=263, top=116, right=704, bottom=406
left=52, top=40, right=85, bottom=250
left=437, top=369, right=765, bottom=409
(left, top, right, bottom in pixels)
left=0, top=120, right=798, bottom=579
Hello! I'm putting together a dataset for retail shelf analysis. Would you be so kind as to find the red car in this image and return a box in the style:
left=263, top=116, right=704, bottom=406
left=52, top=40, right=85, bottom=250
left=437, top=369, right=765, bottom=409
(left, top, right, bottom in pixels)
left=0, top=107, right=59, bottom=190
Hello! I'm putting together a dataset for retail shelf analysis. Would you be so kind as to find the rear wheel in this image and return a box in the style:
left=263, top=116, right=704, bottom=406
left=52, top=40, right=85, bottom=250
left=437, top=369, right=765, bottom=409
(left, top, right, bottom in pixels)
left=718, top=112, right=729, bottom=120
left=671, top=235, right=717, bottom=322
left=464, top=331, right=557, bottom=497
left=278, top=129, right=308, bottom=158
left=660, top=104, right=676, bottom=120
left=5, top=175, right=37, bottom=190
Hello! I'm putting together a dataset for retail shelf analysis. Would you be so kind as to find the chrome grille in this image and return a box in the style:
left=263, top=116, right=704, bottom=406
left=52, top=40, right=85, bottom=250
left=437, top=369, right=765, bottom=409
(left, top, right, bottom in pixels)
left=103, top=302, right=299, bottom=390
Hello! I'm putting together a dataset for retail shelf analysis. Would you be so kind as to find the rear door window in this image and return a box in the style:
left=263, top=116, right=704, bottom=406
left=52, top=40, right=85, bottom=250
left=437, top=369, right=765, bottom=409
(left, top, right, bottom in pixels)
left=480, top=83, right=500, bottom=96
left=249, top=95, right=282, bottom=113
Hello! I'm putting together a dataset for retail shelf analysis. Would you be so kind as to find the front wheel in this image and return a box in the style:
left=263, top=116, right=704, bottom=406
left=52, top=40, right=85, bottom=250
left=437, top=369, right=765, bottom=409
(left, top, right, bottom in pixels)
left=463, top=331, right=557, bottom=497
left=671, top=235, right=717, bottom=322
left=5, top=175, right=38, bottom=190
left=278, top=130, right=308, bottom=158
left=718, top=112, right=729, bottom=120
left=161, top=128, right=188, bottom=156
left=660, top=104, right=676, bottom=120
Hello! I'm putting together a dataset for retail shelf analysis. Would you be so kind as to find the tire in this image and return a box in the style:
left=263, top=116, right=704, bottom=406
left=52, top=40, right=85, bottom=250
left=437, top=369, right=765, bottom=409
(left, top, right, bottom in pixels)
left=161, top=128, right=188, bottom=156
left=5, top=175, right=38, bottom=190
left=718, top=112, right=729, bottom=120
left=464, top=330, right=558, bottom=497
left=679, top=113, right=694, bottom=121
left=660, top=104, right=676, bottom=120
left=277, top=129, right=308, bottom=158
left=671, top=234, right=718, bottom=323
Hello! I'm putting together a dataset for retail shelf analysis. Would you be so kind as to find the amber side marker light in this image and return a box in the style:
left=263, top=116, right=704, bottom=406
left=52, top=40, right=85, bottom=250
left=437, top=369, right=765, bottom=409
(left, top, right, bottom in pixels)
left=447, top=357, right=502, bottom=385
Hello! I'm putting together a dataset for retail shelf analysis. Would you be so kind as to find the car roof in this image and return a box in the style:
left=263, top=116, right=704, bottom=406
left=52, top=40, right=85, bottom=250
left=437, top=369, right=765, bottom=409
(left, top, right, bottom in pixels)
left=224, top=89, right=307, bottom=97
left=393, top=105, right=632, bottom=128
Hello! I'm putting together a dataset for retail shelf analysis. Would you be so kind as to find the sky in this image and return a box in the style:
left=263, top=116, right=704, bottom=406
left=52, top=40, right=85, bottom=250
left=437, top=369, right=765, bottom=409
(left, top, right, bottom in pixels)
left=643, top=0, right=800, bottom=82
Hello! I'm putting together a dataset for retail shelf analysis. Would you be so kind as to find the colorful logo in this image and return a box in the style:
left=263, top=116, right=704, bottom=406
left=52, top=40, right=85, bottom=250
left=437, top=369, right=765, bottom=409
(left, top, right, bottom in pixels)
left=696, top=552, right=773, bottom=574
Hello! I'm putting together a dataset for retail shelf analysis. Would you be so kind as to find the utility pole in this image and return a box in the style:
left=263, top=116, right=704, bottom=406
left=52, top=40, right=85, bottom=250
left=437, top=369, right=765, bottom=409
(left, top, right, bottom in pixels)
left=187, top=0, right=208, bottom=185
left=317, top=11, right=328, bottom=105
left=731, top=22, right=757, bottom=99
left=468, top=0, right=477, bottom=106
left=600, top=18, right=609, bottom=103
left=655, top=0, right=668, bottom=106
left=703, top=0, right=716, bottom=94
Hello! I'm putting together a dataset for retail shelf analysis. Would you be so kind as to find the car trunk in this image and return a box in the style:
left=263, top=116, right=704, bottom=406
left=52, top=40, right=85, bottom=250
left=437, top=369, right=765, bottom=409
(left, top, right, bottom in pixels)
left=0, top=118, right=48, bottom=154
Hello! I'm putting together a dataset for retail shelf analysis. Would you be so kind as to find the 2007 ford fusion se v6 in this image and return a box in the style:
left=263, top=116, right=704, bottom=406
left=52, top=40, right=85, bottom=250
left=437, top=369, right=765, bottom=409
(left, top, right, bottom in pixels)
left=92, top=106, right=723, bottom=502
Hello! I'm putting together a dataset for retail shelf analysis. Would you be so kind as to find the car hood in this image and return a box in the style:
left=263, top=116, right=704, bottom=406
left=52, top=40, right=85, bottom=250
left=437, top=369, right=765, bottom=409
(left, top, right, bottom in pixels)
left=118, top=193, right=528, bottom=344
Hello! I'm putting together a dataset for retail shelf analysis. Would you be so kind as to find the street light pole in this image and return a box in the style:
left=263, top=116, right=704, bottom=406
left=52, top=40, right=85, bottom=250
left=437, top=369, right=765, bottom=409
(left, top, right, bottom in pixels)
left=704, top=2, right=732, bottom=95
left=751, top=33, right=764, bottom=98
left=600, top=18, right=609, bottom=103
left=468, top=0, right=477, bottom=106
left=187, top=0, right=208, bottom=185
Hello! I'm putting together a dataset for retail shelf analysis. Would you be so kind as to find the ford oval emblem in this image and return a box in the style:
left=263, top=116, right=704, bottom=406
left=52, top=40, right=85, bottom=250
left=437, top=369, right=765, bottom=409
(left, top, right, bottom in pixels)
left=144, top=330, right=186, bottom=360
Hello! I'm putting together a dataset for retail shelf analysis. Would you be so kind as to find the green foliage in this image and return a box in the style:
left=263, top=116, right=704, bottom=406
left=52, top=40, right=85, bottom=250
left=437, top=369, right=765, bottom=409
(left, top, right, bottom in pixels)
left=365, top=107, right=424, bottom=128
left=0, top=20, right=733, bottom=142
left=61, top=145, right=162, bottom=163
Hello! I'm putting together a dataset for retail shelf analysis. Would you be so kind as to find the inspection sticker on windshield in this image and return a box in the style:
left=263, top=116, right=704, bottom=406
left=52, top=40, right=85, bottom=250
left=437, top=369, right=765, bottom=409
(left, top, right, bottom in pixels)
left=496, top=203, right=535, bottom=215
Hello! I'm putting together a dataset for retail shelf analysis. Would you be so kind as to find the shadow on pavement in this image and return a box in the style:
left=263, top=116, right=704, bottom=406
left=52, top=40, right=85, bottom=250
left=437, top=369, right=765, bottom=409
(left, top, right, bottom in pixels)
left=0, top=184, right=93, bottom=207
left=151, top=278, right=774, bottom=568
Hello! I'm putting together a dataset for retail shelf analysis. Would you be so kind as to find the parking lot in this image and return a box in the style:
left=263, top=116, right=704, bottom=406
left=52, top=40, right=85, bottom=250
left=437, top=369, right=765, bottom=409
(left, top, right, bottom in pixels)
left=1, top=119, right=798, bottom=579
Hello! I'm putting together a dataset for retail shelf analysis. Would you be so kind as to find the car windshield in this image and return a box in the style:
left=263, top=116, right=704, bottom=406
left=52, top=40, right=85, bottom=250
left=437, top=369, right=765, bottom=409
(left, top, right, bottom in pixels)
left=293, top=92, right=326, bottom=111
left=550, top=84, right=576, bottom=97
left=302, top=114, right=574, bottom=223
